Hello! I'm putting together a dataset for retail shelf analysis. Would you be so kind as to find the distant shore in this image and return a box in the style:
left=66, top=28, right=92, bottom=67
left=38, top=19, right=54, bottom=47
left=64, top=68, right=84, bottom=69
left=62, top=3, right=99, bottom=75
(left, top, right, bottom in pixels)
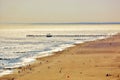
left=0, top=33, right=120, bottom=80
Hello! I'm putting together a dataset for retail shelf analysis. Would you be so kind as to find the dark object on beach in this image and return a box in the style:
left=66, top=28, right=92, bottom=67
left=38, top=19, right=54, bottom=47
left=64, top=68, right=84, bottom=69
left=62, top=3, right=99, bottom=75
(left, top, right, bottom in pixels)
left=18, top=67, right=22, bottom=69
left=18, top=71, right=21, bottom=73
left=67, top=75, right=70, bottom=78
left=48, top=66, right=50, bottom=69
left=80, top=72, right=82, bottom=74
left=46, top=33, right=52, bottom=37
left=59, top=68, right=62, bottom=73
left=106, top=73, right=112, bottom=77
left=28, top=64, right=31, bottom=67
left=11, top=78, right=15, bottom=80
left=40, top=62, right=42, bottom=64
left=83, top=62, right=85, bottom=65
left=29, top=68, right=32, bottom=70
left=59, top=70, right=61, bottom=73
left=117, top=75, right=119, bottom=78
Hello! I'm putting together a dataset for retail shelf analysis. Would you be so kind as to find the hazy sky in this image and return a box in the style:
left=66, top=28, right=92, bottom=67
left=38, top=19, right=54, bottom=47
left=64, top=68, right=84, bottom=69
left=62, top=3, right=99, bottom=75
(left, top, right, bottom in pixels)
left=0, top=0, right=120, bottom=23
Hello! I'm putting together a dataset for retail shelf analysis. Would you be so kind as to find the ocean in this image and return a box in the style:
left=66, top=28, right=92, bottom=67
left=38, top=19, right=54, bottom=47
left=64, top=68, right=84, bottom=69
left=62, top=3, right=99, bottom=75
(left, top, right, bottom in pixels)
left=0, top=24, right=119, bottom=76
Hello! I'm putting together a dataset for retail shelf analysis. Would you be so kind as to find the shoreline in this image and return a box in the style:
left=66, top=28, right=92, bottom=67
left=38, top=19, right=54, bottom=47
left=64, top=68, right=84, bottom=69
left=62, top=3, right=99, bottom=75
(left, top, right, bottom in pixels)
left=0, top=33, right=108, bottom=76
left=0, top=33, right=120, bottom=80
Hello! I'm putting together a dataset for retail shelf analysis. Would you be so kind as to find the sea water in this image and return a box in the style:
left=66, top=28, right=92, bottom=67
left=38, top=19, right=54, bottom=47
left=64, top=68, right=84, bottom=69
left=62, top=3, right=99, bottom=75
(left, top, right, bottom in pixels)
left=0, top=27, right=118, bottom=76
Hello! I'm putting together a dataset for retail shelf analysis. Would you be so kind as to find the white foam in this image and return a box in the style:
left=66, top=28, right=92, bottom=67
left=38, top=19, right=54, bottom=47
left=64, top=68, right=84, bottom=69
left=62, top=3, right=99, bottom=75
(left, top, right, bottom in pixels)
left=33, top=44, right=75, bottom=59
left=14, top=58, right=36, bottom=67
left=21, top=58, right=35, bottom=64
left=51, top=44, right=75, bottom=52
left=4, top=58, right=36, bottom=69
left=0, top=70, right=13, bottom=77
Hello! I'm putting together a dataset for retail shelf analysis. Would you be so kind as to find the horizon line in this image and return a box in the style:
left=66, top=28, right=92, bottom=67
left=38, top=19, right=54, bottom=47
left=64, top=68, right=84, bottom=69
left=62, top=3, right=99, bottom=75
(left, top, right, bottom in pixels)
left=0, top=22, right=120, bottom=25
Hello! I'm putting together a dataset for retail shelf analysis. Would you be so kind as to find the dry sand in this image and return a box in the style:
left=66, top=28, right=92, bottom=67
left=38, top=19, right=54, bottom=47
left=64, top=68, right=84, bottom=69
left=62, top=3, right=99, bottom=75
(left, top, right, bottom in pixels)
left=0, top=34, right=120, bottom=80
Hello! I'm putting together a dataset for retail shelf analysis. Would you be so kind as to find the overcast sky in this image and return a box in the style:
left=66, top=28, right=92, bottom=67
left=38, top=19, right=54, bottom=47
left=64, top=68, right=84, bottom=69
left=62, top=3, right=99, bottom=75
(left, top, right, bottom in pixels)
left=0, top=0, right=120, bottom=23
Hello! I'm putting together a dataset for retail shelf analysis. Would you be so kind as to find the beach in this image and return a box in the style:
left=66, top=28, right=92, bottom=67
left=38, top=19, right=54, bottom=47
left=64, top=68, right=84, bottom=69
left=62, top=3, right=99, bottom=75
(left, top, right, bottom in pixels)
left=0, top=33, right=120, bottom=80
left=1, top=0, right=120, bottom=79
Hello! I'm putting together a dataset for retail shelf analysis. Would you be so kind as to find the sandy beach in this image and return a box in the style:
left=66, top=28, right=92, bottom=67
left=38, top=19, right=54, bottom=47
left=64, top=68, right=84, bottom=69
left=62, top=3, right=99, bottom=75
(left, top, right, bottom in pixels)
left=0, top=33, right=120, bottom=80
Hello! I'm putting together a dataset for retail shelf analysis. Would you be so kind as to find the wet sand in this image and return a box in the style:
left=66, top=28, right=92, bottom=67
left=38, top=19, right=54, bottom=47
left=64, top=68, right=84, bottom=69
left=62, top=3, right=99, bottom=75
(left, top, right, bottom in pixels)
left=0, top=34, right=120, bottom=80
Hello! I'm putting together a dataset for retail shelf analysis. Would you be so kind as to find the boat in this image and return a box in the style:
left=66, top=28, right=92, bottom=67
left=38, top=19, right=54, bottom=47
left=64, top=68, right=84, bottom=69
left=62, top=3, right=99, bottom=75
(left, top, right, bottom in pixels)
left=46, top=33, right=52, bottom=37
